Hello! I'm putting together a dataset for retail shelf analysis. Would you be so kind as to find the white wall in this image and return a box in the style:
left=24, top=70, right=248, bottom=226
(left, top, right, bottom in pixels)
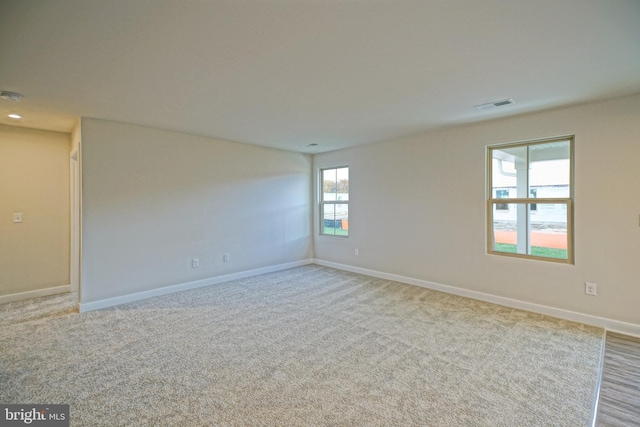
left=314, top=94, right=640, bottom=326
left=70, top=120, right=82, bottom=294
left=80, top=118, right=312, bottom=304
left=0, top=125, right=71, bottom=297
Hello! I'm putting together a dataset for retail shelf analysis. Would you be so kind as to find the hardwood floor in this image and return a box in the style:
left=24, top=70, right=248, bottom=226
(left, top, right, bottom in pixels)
left=595, top=332, right=640, bottom=426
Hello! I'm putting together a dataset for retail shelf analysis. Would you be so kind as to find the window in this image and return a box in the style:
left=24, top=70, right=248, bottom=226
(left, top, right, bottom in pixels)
left=529, top=189, right=537, bottom=211
left=487, top=137, right=573, bottom=262
left=495, top=189, right=509, bottom=210
left=320, top=166, right=349, bottom=237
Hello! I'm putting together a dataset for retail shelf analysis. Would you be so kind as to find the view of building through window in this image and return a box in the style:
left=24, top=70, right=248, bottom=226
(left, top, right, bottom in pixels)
left=321, top=166, right=349, bottom=236
left=488, top=138, right=573, bottom=262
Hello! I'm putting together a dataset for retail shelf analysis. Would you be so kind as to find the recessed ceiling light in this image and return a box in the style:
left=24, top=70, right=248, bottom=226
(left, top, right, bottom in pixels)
left=474, top=98, right=515, bottom=111
left=305, top=143, right=319, bottom=147
left=8, top=113, right=22, bottom=119
left=0, top=91, right=23, bottom=101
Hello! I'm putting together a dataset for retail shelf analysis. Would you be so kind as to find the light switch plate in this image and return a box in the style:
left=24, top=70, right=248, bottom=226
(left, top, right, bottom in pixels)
left=13, top=213, right=23, bottom=223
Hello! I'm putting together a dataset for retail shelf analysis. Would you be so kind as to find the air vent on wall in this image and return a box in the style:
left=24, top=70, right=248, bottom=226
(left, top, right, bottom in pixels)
left=474, top=98, right=515, bottom=111
left=0, top=91, right=23, bottom=101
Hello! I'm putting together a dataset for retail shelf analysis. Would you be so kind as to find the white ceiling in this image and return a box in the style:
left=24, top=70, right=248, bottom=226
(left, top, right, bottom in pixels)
left=1, top=0, right=639, bottom=153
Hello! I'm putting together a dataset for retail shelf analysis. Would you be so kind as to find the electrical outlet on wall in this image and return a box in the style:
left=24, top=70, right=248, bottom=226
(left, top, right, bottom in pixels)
left=223, top=253, right=230, bottom=262
left=585, top=282, right=597, bottom=296
left=192, top=258, right=200, bottom=268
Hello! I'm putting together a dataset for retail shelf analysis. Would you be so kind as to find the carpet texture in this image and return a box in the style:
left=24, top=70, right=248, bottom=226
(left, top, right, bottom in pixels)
left=0, top=266, right=603, bottom=426
left=0, top=291, right=78, bottom=327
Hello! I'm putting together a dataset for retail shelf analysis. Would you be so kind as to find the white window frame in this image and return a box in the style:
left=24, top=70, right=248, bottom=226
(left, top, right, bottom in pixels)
left=319, top=166, right=349, bottom=238
left=486, top=136, right=574, bottom=263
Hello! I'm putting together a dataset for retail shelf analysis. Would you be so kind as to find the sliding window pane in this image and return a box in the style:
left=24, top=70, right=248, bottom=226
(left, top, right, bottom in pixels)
left=492, top=203, right=522, bottom=254
left=529, top=203, right=568, bottom=260
left=491, top=145, right=527, bottom=198
left=336, top=167, right=349, bottom=201
left=529, top=140, right=571, bottom=198
left=323, top=169, right=338, bottom=201
left=322, top=203, right=348, bottom=236
left=322, top=203, right=336, bottom=235
left=492, top=202, right=568, bottom=260
left=334, top=203, right=348, bottom=236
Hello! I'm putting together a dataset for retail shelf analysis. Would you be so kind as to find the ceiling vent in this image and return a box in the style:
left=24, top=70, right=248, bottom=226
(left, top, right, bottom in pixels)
left=474, top=98, right=515, bottom=111
left=0, top=91, right=23, bottom=101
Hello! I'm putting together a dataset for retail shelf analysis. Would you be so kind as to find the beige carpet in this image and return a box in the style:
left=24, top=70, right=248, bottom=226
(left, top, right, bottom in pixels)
left=0, top=291, right=78, bottom=327
left=0, top=265, right=603, bottom=426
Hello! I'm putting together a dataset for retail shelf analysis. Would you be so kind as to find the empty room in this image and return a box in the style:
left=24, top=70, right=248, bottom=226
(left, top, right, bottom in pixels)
left=1, top=1, right=639, bottom=426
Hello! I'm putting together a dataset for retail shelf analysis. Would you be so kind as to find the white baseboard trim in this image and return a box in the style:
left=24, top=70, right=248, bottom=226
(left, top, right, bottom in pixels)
left=314, top=259, right=640, bottom=338
left=80, top=259, right=314, bottom=313
left=0, top=285, right=71, bottom=305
